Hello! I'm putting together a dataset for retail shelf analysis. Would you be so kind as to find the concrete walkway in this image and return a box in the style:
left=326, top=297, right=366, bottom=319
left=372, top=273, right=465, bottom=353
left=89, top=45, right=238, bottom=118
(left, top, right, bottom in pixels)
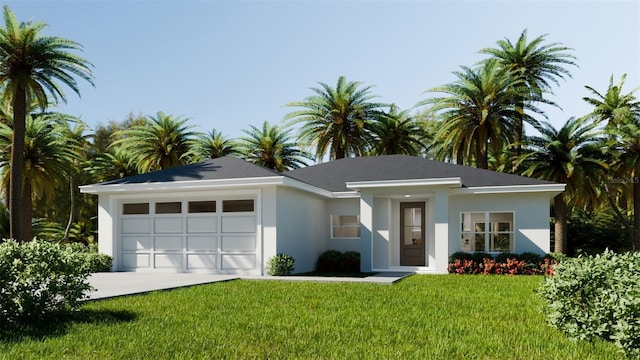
left=87, top=272, right=414, bottom=300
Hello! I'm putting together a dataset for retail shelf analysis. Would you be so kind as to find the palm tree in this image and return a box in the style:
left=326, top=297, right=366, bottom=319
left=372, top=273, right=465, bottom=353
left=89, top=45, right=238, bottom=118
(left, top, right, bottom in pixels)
left=87, top=150, right=139, bottom=182
left=185, top=129, right=239, bottom=162
left=583, top=74, right=640, bottom=127
left=237, top=121, right=310, bottom=171
left=421, top=61, right=531, bottom=169
left=285, top=76, right=387, bottom=161
left=517, top=118, right=607, bottom=254
left=368, top=105, right=426, bottom=156
left=0, top=113, right=82, bottom=241
left=111, top=111, right=196, bottom=173
left=583, top=75, right=640, bottom=249
left=0, top=5, right=93, bottom=241
left=480, top=29, right=577, bottom=165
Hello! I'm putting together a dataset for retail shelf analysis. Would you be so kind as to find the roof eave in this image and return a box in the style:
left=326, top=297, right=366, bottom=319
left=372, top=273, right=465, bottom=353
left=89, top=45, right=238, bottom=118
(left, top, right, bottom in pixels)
left=451, top=183, right=566, bottom=195
left=345, top=177, right=462, bottom=190
left=79, top=176, right=286, bottom=194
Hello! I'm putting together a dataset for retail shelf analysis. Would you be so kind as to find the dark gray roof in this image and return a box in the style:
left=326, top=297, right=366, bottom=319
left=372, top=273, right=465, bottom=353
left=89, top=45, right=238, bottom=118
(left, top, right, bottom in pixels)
left=93, top=155, right=557, bottom=192
left=98, top=156, right=281, bottom=185
left=285, top=155, right=557, bottom=192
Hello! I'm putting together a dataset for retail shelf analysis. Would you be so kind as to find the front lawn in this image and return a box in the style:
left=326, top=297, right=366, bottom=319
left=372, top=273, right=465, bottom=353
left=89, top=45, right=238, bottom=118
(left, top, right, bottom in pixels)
left=0, top=275, right=623, bottom=359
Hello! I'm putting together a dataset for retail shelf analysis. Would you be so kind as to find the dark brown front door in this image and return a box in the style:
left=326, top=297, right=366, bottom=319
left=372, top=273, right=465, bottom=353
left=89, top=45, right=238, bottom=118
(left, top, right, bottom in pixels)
left=400, top=202, right=425, bottom=266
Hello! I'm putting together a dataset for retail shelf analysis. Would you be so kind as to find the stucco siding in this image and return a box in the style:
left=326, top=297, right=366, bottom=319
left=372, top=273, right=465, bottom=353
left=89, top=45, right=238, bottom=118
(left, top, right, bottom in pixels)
left=275, top=186, right=327, bottom=273
left=449, top=193, right=552, bottom=256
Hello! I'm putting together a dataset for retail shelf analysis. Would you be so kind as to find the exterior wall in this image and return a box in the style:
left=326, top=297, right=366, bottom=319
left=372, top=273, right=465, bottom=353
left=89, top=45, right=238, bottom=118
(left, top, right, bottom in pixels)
left=325, top=198, right=361, bottom=253
left=275, top=186, right=327, bottom=273
left=371, top=198, right=391, bottom=270
left=449, top=192, right=552, bottom=256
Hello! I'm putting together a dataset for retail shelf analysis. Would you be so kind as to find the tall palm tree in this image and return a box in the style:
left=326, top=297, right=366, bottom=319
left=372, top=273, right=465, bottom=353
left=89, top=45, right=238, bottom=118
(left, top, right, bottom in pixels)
left=0, top=113, right=82, bottom=241
left=87, top=150, right=139, bottom=182
left=583, top=74, right=640, bottom=127
left=285, top=76, right=387, bottom=161
left=185, top=129, right=239, bottom=162
left=0, top=5, right=93, bottom=241
left=368, top=105, right=426, bottom=156
left=583, top=75, right=640, bottom=249
left=517, top=118, right=607, bottom=254
left=111, top=111, right=196, bottom=173
left=238, top=121, right=310, bottom=171
left=421, top=61, right=531, bottom=169
left=480, top=29, right=576, bottom=167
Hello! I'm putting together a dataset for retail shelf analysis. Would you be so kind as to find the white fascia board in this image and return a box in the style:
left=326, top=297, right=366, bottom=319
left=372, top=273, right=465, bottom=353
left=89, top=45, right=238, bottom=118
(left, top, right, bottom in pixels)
left=79, top=176, right=286, bottom=194
left=450, top=183, right=566, bottom=195
left=346, top=177, right=461, bottom=190
left=280, top=177, right=360, bottom=199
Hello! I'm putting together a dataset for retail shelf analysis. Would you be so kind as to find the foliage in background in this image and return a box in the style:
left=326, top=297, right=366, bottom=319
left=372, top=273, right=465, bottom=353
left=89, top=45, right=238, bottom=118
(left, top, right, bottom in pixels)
left=539, top=250, right=640, bottom=357
left=265, top=253, right=295, bottom=276
left=0, top=240, right=92, bottom=327
left=567, top=208, right=631, bottom=255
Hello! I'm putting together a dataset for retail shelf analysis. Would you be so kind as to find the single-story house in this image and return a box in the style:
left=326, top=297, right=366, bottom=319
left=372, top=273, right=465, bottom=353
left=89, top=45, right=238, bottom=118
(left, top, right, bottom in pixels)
left=79, top=155, right=564, bottom=274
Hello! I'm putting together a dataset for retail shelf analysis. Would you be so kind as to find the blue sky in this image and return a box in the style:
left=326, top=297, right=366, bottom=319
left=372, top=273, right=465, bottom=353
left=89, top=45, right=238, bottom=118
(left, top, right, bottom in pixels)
left=6, top=0, right=640, bottom=139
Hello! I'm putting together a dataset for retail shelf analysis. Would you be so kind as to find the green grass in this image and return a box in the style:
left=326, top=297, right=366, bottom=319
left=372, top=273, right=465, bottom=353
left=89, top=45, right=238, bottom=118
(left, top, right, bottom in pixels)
left=0, top=275, right=624, bottom=359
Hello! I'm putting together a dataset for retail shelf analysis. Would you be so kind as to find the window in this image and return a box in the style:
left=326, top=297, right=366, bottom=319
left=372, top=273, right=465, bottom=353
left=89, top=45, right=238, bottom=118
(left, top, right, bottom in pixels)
left=331, top=215, right=360, bottom=239
left=223, top=199, right=254, bottom=212
left=156, top=202, right=182, bottom=214
left=123, top=203, right=149, bottom=215
left=461, top=212, right=514, bottom=253
left=188, top=201, right=216, bottom=213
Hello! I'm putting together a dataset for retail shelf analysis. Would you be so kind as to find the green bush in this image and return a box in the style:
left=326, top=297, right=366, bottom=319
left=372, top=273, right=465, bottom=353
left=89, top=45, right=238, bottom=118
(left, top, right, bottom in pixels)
left=494, top=252, right=519, bottom=263
left=0, top=240, right=93, bottom=327
left=266, top=253, right=295, bottom=276
left=539, top=250, right=640, bottom=358
left=449, top=251, right=471, bottom=262
left=340, top=251, right=361, bottom=272
left=64, top=243, right=112, bottom=272
left=518, top=252, right=543, bottom=264
left=316, top=250, right=344, bottom=272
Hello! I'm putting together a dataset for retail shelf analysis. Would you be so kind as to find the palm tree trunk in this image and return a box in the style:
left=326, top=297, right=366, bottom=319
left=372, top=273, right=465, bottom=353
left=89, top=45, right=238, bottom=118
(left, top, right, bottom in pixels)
left=475, top=133, right=489, bottom=169
left=554, top=193, right=567, bottom=254
left=63, top=177, right=75, bottom=243
left=10, top=88, right=26, bottom=242
left=22, top=179, right=32, bottom=241
left=512, top=102, right=524, bottom=173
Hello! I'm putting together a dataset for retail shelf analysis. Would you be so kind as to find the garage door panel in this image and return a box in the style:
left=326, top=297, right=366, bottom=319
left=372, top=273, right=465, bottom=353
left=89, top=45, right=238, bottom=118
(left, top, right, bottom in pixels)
left=222, top=216, right=256, bottom=233
left=154, top=236, right=183, bottom=251
left=122, top=218, right=151, bottom=234
left=154, top=217, right=182, bottom=233
left=187, top=217, right=217, bottom=233
left=222, top=254, right=256, bottom=270
left=187, top=254, right=217, bottom=269
left=154, top=253, right=183, bottom=268
left=187, top=236, right=217, bottom=251
left=122, top=253, right=149, bottom=268
left=221, top=235, right=255, bottom=252
left=122, top=236, right=150, bottom=250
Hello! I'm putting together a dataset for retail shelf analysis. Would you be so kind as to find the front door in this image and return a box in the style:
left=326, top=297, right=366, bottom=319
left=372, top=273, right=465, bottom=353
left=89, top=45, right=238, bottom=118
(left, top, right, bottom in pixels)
left=400, top=202, right=425, bottom=266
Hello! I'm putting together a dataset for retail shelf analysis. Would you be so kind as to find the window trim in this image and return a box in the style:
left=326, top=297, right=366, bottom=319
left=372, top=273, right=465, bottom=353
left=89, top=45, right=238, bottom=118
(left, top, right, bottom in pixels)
left=331, top=214, right=361, bottom=239
left=460, top=211, right=515, bottom=253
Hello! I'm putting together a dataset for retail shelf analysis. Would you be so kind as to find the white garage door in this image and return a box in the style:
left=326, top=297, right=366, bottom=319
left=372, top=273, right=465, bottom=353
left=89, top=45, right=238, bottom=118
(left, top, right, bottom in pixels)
left=119, top=198, right=258, bottom=273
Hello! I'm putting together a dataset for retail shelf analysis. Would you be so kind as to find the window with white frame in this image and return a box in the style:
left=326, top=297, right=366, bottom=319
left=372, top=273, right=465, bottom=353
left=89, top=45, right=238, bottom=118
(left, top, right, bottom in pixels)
left=461, top=212, right=514, bottom=253
left=331, top=215, right=360, bottom=239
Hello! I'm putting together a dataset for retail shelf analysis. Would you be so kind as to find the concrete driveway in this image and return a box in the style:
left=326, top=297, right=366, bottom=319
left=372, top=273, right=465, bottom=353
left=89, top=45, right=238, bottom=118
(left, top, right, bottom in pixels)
left=87, top=271, right=414, bottom=300
left=87, top=273, right=239, bottom=300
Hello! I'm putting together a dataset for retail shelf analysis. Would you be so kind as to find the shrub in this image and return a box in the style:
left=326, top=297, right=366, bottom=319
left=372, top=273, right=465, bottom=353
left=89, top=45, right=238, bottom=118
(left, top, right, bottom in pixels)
left=518, top=252, right=542, bottom=264
left=316, top=250, right=344, bottom=272
left=266, top=253, right=295, bottom=276
left=340, top=251, right=361, bottom=272
left=449, top=251, right=471, bottom=262
left=539, top=250, right=640, bottom=358
left=470, top=252, right=493, bottom=263
left=0, top=240, right=93, bottom=327
left=494, top=252, right=519, bottom=263
left=64, top=243, right=112, bottom=273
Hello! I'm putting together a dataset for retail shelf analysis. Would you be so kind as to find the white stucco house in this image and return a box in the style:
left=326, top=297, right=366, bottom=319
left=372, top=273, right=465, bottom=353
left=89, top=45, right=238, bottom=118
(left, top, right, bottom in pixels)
left=79, top=155, right=564, bottom=275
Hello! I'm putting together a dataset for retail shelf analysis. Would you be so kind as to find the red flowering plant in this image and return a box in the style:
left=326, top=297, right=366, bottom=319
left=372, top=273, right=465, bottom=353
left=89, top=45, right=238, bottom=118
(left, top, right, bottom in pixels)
left=447, top=252, right=557, bottom=275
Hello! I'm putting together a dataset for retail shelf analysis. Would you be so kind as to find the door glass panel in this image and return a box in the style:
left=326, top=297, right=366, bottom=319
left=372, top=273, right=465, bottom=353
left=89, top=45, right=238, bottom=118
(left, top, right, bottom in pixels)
left=403, top=208, right=422, bottom=245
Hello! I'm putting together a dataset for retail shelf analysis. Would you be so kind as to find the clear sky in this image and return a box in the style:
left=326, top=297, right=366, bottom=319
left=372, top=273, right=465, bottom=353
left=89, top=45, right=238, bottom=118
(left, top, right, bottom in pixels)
left=6, top=0, right=640, bottom=139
